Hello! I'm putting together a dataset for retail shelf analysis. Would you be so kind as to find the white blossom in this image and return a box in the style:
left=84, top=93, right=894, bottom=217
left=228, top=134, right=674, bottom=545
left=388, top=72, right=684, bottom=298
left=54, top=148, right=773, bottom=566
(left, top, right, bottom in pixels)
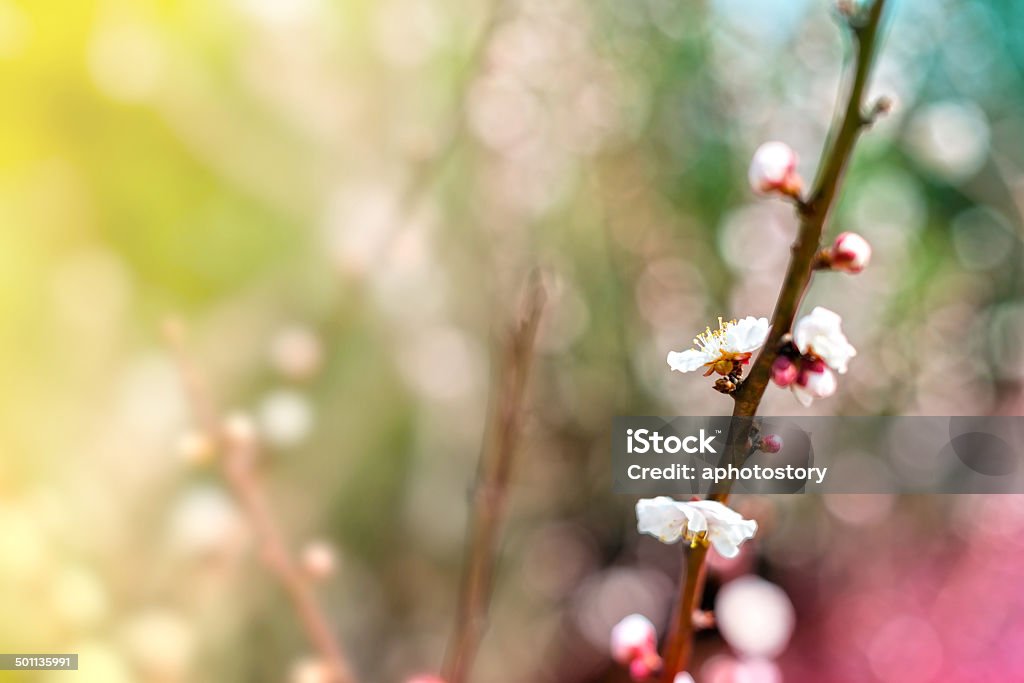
left=636, top=497, right=757, bottom=558
left=667, top=316, right=769, bottom=376
left=792, top=307, right=856, bottom=374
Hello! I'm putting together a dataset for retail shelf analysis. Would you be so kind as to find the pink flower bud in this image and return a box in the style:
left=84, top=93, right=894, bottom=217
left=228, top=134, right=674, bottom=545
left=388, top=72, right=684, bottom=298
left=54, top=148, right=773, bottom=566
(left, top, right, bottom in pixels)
left=830, top=232, right=871, bottom=273
left=611, top=614, right=657, bottom=665
left=798, top=364, right=837, bottom=400
left=748, top=142, right=802, bottom=198
left=760, top=434, right=783, bottom=454
left=770, top=356, right=798, bottom=387
left=629, top=658, right=651, bottom=680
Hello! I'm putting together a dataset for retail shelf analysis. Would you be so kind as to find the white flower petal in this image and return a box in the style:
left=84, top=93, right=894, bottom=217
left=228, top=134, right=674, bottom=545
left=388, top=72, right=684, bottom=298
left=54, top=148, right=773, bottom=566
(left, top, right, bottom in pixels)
left=724, top=316, right=769, bottom=354
left=793, top=306, right=856, bottom=373
left=637, top=498, right=757, bottom=555
left=790, top=383, right=814, bottom=406
left=636, top=497, right=689, bottom=543
left=667, top=349, right=712, bottom=373
left=708, top=518, right=758, bottom=558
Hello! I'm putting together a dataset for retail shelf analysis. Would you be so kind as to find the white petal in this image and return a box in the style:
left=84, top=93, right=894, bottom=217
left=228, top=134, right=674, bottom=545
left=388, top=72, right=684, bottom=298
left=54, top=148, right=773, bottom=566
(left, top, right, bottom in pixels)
left=725, top=316, right=770, bottom=354
left=667, top=349, right=712, bottom=373
left=793, top=306, right=856, bottom=373
left=815, top=338, right=857, bottom=374
left=802, top=366, right=837, bottom=399
left=790, top=384, right=815, bottom=407
left=708, top=518, right=758, bottom=558
left=636, top=497, right=688, bottom=544
left=685, top=500, right=757, bottom=558
left=673, top=675, right=696, bottom=683
left=688, top=499, right=742, bottom=522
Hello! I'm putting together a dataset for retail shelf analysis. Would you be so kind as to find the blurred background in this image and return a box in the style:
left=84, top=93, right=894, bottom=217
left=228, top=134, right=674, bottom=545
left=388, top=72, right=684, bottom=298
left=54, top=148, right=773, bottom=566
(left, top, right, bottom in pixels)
left=2, top=0, right=1024, bottom=681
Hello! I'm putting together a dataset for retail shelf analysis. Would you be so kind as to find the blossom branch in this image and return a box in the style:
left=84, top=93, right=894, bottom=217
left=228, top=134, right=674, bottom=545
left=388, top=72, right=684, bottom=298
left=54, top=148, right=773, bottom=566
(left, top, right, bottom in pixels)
left=165, top=321, right=356, bottom=683
left=659, top=2, right=889, bottom=680
left=442, top=273, right=546, bottom=683
left=733, top=0, right=887, bottom=417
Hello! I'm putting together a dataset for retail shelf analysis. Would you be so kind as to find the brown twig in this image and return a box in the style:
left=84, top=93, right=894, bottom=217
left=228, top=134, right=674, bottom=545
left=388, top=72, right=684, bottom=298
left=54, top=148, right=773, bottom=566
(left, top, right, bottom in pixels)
left=165, top=321, right=356, bottom=683
left=442, top=273, right=547, bottom=683
left=659, top=1, right=889, bottom=680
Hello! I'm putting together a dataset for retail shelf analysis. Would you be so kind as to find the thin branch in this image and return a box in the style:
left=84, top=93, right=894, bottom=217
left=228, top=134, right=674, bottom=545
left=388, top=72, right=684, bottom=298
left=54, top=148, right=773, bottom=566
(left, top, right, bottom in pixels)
left=165, top=321, right=357, bottom=683
left=442, top=273, right=547, bottom=683
left=659, top=2, right=889, bottom=680
left=733, top=0, right=888, bottom=418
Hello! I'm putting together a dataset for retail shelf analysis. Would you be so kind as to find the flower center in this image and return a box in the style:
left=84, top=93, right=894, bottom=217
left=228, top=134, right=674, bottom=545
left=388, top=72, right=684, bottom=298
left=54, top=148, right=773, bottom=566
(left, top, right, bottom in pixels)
left=703, top=351, right=753, bottom=376
left=693, top=317, right=735, bottom=351
left=685, top=529, right=709, bottom=549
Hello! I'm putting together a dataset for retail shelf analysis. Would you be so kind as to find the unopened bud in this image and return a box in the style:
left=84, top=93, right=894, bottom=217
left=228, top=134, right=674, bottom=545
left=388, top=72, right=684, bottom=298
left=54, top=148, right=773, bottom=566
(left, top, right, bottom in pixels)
left=770, top=356, right=799, bottom=387
left=611, top=614, right=657, bottom=665
left=760, top=434, right=784, bottom=454
left=873, top=95, right=894, bottom=116
left=830, top=232, right=871, bottom=273
left=629, top=654, right=662, bottom=681
left=748, top=142, right=803, bottom=199
left=714, top=377, right=737, bottom=394
left=301, top=541, right=337, bottom=581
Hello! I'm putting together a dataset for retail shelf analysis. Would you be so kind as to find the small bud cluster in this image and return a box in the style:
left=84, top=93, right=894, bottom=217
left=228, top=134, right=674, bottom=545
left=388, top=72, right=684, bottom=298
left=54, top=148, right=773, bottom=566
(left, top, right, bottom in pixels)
left=772, top=354, right=836, bottom=403
left=611, top=614, right=663, bottom=680
left=770, top=307, right=856, bottom=406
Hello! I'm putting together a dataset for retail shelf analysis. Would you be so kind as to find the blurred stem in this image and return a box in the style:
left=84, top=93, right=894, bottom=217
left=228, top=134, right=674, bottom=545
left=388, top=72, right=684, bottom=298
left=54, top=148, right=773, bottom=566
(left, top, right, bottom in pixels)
left=442, top=274, right=547, bottom=683
left=659, top=1, right=889, bottom=680
left=166, top=322, right=356, bottom=683
left=396, top=0, right=507, bottom=218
